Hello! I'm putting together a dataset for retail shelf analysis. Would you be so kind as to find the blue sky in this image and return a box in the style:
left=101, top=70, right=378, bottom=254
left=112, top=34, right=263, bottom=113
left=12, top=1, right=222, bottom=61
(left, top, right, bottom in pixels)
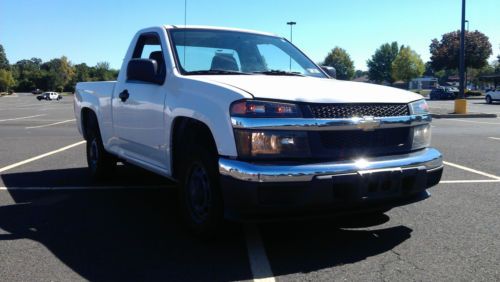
left=1, top=0, right=499, bottom=71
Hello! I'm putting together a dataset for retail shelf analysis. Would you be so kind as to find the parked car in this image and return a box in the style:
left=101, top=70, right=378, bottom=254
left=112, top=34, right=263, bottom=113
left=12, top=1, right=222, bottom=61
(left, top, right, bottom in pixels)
left=485, top=89, right=500, bottom=104
left=429, top=87, right=456, bottom=100
left=37, top=91, right=62, bottom=101
left=74, top=25, right=442, bottom=236
left=32, top=88, right=43, bottom=95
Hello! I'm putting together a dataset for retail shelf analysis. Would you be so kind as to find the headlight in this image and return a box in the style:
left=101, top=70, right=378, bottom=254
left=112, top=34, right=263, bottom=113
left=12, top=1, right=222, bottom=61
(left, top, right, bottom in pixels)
left=409, top=99, right=429, bottom=115
left=412, top=124, right=431, bottom=150
left=234, top=130, right=311, bottom=159
left=230, top=100, right=302, bottom=118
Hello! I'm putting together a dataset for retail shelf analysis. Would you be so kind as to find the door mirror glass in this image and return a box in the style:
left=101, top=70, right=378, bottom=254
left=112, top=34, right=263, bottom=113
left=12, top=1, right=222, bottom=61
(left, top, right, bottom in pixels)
left=127, top=59, right=163, bottom=84
left=321, top=66, right=336, bottom=79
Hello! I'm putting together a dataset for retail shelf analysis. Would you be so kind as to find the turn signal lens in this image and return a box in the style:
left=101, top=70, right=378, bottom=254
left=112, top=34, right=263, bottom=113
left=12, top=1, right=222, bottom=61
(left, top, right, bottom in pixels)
left=412, top=124, right=431, bottom=150
left=230, top=100, right=302, bottom=118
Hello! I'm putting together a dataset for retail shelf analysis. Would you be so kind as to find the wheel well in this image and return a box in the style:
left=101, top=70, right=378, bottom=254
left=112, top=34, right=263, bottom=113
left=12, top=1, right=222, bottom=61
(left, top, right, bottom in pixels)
left=171, top=117, right=218, bottom=179
left=81, top=108, right=96, bottom=140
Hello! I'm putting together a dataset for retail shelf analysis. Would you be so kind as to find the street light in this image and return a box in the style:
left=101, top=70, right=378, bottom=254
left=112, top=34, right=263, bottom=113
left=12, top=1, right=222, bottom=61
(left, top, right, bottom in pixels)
left=286, top=21, right=296, bottom=71
left=286, top=21, right=296, bottom=42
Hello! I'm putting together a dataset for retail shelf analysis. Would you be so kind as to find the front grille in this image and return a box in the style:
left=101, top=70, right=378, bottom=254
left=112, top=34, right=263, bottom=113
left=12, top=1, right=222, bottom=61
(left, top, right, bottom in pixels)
left=308, top=127, right=412, bottom=160
left=307, top=103, right=410, bottom=119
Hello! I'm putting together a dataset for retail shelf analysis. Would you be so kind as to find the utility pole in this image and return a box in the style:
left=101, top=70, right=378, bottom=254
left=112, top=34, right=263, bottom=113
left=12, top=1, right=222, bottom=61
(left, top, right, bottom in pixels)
left=287, top=21, right=296, bottom=71
left=464, top=20, right=469, bottom=91
left=455, top=0, right=467, bottom=113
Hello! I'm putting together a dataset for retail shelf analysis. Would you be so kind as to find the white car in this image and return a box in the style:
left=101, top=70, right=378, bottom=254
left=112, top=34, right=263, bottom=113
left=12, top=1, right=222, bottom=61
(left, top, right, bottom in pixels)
left=74, top=25, right=443, bottom=235
left=485, top=89, right=500, bottom=104
left=37, top=91, right=62, bottom=101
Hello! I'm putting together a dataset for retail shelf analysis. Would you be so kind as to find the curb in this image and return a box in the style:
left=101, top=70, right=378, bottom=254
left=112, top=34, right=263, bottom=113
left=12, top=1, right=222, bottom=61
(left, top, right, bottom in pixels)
left=431, top=113, right=497, bottom=119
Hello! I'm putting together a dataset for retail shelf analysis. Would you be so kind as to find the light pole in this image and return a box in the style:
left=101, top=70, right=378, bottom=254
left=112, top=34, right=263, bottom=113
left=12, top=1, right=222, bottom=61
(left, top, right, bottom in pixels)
left=465, top=20, right=469, bottom=90
left=455, top=0, right=467, bottom=114
left=287, top=21, right=296, bottom=42
left=287, top=21, right=296, bottom=71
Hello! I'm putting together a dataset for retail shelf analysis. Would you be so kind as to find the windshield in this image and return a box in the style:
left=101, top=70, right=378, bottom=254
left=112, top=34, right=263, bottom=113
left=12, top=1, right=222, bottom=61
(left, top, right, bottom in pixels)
left=169, top=28, right=326, bottom=78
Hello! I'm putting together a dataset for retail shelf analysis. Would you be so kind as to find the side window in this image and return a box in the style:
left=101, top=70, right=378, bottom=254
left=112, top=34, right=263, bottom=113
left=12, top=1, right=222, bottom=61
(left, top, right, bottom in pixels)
left=130, top=33, right=166, bottom=82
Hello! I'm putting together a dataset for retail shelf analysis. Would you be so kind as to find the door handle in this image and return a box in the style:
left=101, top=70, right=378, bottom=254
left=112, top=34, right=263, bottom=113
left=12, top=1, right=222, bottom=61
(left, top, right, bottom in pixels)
left=119, top=89, right=129, bottom=102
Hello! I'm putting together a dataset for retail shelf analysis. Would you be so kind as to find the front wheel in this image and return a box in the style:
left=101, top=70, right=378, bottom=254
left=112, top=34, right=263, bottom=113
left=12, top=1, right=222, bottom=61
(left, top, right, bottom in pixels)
left=178, top=145, right=223, bottom=237
left=486, top=95, right=492, bottom=104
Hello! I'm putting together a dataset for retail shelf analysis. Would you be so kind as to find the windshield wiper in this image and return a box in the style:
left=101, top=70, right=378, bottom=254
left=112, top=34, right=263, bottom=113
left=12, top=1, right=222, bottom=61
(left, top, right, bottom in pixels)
left=252, top=70, right=305, bottom=76
left=185, top=69, right=251, bottom=75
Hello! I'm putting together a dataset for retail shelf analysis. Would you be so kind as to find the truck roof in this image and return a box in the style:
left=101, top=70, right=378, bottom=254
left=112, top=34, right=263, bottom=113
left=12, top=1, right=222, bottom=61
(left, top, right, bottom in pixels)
left=163, top=25, right=280, bottom=37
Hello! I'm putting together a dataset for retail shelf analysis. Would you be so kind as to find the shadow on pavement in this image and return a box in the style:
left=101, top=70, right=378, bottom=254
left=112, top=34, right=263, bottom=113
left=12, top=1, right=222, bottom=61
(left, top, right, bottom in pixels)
left=259, top=216, right=412, bottom=276
left=1, top=166, right=412, bottom=280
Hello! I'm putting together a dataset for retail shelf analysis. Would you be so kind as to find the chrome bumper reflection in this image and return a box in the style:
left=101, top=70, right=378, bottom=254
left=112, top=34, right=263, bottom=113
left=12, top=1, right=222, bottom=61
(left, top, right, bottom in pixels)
left=231, top=114, right=431, bottom=131
left=219, top=148, right=443, bottom=183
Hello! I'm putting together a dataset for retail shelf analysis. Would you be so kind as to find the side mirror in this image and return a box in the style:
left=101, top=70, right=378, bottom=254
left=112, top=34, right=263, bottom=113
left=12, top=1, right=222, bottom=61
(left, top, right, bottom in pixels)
left=321, top=66, right=336, bottom=79
left=127, top=59, right=164, bottom=84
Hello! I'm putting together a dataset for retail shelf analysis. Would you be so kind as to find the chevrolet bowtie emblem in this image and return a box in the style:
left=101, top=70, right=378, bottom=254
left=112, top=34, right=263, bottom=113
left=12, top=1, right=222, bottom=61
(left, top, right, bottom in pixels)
left=356, top=116, right=381, bottom=131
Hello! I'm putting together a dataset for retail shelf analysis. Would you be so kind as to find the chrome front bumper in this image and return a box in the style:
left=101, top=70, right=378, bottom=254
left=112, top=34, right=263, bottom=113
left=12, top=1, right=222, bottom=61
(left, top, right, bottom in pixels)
left=219, top=148, right=443, bottom=183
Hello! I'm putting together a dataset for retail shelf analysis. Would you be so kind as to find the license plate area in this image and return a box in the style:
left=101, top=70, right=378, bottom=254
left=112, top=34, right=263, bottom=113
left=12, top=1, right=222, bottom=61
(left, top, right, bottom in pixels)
left=330, top=167, right=427, bottom=202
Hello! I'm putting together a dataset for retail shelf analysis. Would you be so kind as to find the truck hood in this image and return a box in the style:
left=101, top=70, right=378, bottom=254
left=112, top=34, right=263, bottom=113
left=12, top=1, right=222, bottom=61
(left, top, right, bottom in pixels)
left=192, top=75, right=422, bottom=103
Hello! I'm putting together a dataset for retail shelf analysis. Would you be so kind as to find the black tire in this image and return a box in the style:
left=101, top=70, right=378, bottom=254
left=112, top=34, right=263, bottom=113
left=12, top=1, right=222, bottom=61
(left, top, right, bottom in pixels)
left=85, top=113, right=116, bottom=180
left=486, top=95, right=492, bottom=104
left=429, top=94, right=434, bottom=100
left=178, top=140, right=223, bottom=237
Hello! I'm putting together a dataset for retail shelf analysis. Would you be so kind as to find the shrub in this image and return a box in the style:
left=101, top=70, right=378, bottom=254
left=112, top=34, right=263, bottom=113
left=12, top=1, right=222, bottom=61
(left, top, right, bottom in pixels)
left=466, top=90, right=482, bottom=96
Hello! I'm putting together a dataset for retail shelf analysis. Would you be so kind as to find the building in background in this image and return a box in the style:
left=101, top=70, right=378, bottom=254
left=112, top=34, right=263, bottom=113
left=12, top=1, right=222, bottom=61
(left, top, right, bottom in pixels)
left=409, top=77, right=438, bottom=90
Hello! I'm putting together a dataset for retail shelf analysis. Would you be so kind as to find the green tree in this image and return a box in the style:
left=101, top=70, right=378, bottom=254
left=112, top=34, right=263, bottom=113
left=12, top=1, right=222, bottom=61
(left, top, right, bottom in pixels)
left=430, top=30, right=492, bottom=71
left=323, top=47, right=355, bottom=80
left=367, top=42, right=399, bottom=84
left=0, top=69, right=15, bottom=92
left=41, top=56, right=75, bottom=91
left=0, top=44, right=9, bottom=70
left=391, top=46, right=425, bottom=82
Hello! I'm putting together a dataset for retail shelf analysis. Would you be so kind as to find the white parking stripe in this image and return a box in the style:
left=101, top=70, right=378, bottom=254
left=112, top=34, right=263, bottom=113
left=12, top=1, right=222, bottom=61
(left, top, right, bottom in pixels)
left=443, top=161, right=500, bottom=180
left=0, top=114, right=45, bottom=122
left=0, top=141, right=86, bottom=173
left=440, top=180, right=500, bottom=184
left=488, top=137, right=500, bottom=141
left=25, top=119, right=75, bottom=129
left=245, top=224, right=275, bottom=282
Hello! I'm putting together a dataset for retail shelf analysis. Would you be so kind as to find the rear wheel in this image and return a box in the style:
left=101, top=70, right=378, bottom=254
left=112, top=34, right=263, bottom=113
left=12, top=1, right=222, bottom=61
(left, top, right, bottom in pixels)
left=486, top=95, right=492, bottom=104
left=85, top=114, right=116, bottom=180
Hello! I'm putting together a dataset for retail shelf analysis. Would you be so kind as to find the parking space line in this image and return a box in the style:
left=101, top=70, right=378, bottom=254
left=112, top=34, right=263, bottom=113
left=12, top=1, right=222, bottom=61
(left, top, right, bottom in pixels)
left=245, top=224, right=275, bottom=282
left=0, top=114, right=45, bottom=122
left=443, top=161, right=500, bottom=180
left=440, top=180, right=500, bottom=184
left=25, top=119, right=76, bottom=129
left=0, top=141, right=86, bottom=173
left=488, top=137, right=500, bottom=141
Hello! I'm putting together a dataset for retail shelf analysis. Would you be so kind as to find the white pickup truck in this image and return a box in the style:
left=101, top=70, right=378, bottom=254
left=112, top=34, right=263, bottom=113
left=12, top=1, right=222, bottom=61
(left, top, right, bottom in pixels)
left=74, top=25, right=443, bottom=235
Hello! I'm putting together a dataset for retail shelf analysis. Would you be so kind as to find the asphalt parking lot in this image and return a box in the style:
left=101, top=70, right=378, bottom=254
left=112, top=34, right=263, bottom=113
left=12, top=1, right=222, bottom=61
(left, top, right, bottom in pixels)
left=1, top=93, right=500, bottom=281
